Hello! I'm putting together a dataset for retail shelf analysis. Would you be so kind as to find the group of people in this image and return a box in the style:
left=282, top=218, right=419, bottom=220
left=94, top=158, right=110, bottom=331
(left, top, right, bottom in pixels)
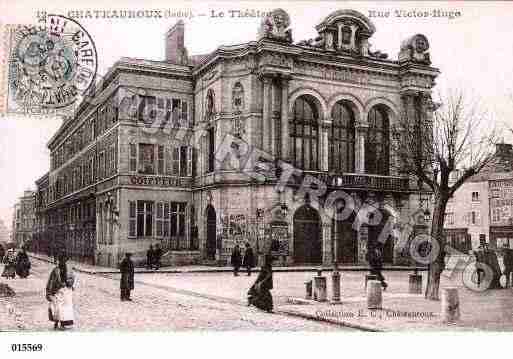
left=1, top=247, right=31, bottom=279
left=230, top=242, right=255, bottom=276
left=146, top=244, right=163, bottom=270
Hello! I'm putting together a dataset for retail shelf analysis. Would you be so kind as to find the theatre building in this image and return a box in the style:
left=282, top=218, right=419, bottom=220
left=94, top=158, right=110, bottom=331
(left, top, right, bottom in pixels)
left=34, top=9, right=439, bottom=266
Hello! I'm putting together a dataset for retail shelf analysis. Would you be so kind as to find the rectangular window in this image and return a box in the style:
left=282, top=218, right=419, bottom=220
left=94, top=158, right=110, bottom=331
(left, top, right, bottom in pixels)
left=136, top=201, right=153, bottom=237
left=181, top=101, right=188, bottom=126
left=129, top=143, right=137, bottom=173
left=180, top=146, right=187, bottom=177
left=138, top=144, right=155, bottom=174
left=156, top=202, right=163, bottom=237
left=445, top=212, right=454, bottom=225
left=172, top=146, right=180, bottom=175
left=471, top=211, right=476, bottom=225
left=208, top=127, right=215, bottom=173
left=472, top=191, right=479, bottom=202
left=163, top=202, right=170, bottom=237
left=138, top=96, right=157, bottom=123
left=99, top=151, right=105, bottom=179
left=172, top=99, right=180, bottom=126
left=157, top=145, right=165, bottom=175
left=128, top=201, right=136, bottom=237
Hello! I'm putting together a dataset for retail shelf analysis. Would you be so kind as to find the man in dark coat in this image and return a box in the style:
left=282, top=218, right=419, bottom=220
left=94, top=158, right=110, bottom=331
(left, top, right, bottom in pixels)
left=120, top=253, right=135, bottom=301
left=146, top=245, right=155, bottom=270
left=502, top=244, right=513, bottom=288
left=231, top=244, right=242, bottom=276
left=153, top=244, right=163, bottom=270
left=367, top=244, right=388, bottom=290
left=243, top=242, right=255, bottom=276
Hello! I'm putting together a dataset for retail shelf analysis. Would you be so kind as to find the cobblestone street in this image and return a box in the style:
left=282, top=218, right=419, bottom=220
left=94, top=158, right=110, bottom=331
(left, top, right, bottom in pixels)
left=0, top=259, right=354, bottom=331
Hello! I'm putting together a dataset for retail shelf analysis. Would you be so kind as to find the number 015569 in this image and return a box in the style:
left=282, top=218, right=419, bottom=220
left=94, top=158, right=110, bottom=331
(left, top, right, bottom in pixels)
left=11, top=344, right=44, bottom=352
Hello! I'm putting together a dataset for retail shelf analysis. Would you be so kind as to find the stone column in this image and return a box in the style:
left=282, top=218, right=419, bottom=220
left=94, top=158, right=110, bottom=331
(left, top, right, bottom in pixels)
left=280, top=77, right=290, bottom=161
left=321, top=120, right=330, bottom=171
left=355, top=123, right=368, bottom=173
left=322, top=221, right=332, bottom=266
left=270, top=80, right=278, bottom=157
left=262, top=76, right=272, bottom=153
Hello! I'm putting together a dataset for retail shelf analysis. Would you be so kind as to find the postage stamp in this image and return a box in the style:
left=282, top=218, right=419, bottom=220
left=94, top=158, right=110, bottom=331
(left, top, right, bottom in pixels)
left=1, top=1, right=513, bottom=357
left=1, top=14, right=97, bottom=115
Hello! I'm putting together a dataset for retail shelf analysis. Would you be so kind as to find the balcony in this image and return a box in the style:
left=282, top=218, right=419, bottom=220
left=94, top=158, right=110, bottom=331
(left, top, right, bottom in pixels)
left=292, top=171, right=410, bottom=192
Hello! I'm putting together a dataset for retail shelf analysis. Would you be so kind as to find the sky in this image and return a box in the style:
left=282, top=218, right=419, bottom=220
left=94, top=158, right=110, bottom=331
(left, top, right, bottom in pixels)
left=1, top=0, right=513, bottom=229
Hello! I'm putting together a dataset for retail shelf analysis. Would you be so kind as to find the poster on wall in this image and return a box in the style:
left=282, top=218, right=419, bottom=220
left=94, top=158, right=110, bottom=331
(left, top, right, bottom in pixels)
left=269, top=221, right=289, bottom=256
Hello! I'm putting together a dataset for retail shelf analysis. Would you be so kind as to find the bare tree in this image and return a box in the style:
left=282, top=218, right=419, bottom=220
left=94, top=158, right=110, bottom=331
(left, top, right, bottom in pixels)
left=395, top=89, right=497, bottom=300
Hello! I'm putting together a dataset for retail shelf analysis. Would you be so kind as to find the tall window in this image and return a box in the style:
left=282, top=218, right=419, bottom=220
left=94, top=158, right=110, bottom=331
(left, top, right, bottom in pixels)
left=129, top=144, right=137, bottom=172
left=290, top=96, right=319, bottom=170
left=157, top=145, right=165, bottom=174
left=138, top=144, right=155, bottom=174
left=330, top=102, right=355, bottom=173
left=207, top=127, right=215, bottom=173
left=128, top=201, right=136, bottom=237
left=365, top=106, right=390, bottom=175
left=136, top=201, right=153, bottom=237
left=472, top=191, right=479, bottom=202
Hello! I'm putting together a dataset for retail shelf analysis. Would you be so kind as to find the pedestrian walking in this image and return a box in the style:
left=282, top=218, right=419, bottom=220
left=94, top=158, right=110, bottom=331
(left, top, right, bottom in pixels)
left=1, top=249, right=16, bottom=279
left=367, top=244, right=388, bottom=290
left=242, top=242, right=255, bottom=276
left=153, top=244, right=163, bottom=270
left=0, top=245, right=5, bottom=262
left=15, top=247, right=31, bottom=278
left=247, top=254, right=273, bottom=313
left=146, top=245, right=155, bottom=270
left=502, top=244, right=513, bottom=288
left=120, top=252, right=135, bottom=301
left=231, top=244, right=242, bottom=276
left=46, top=254, right=75, bottom=330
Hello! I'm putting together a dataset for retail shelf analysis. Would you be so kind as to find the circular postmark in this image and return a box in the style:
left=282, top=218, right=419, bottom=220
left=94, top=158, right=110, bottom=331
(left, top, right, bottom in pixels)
left=8, top=14, right=97, bottom=111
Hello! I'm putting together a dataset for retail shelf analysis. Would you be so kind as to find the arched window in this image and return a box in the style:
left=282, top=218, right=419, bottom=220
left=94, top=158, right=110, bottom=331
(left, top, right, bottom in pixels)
left=365, top=106, right=390, bottom=175
left=290, top=96, right=319, bottom=170
left=341, top=26, right=352, bottom=45
left=330, top=102, right=355, bottom=173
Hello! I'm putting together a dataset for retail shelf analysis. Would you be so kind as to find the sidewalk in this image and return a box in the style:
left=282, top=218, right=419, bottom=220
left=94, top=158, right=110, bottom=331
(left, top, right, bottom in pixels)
left=28, top=252, right=424, bottom=275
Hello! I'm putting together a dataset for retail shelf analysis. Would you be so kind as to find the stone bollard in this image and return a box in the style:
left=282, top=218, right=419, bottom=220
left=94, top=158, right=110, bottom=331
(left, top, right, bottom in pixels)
left=409, top=270, right=423, bottom=294
left=313, top=275, right=327, bottom=302
left=331, top=270, right=341, bottom=302
left=304, top=280, right=312, bottom=300
left=367, top=280, right=382, bottom=309
left=441, top=287, right=460, bottom=323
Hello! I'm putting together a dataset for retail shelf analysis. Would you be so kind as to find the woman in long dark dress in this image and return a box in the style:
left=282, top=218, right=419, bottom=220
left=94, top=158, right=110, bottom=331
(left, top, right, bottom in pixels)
left=15, top=247, right=31, bottom=278
left=248, top=254, right=273, bottom=313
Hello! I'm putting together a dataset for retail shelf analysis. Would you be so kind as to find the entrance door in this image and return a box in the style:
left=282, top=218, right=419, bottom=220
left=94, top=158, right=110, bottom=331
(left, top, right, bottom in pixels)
left=293, top=205, right=322, bottom=264
left=334, top=214, right=358, bottom=264
left=206, top=205, right=216, bottom=260
left=368, top=211, right=394, bottom=264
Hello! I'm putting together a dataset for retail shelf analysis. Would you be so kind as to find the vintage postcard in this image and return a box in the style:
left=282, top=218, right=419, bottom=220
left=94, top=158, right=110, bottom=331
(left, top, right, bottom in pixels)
left=1, top=0, right=512, bottom=357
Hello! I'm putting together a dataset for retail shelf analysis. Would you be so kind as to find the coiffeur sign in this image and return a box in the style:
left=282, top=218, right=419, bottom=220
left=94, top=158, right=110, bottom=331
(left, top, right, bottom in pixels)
left=129, top=175, right=182, bottom=187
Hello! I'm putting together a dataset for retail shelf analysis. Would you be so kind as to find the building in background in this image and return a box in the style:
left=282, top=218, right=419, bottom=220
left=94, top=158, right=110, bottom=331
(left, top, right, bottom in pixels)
left=444, top=143, right=513, bottom=251
left=33, top=9, right=439, bottom=266
left=11, top=190, right=36, bottom=248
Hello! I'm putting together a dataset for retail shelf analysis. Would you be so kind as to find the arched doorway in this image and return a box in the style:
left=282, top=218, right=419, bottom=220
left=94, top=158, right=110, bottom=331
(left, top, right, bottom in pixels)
left=206, top=205, right=216, bottom=260
left=367, top=210, right=394, bottom=264
left=333, top=212, right=358, bottom=264
left=293, top=205, right=322, bottom=264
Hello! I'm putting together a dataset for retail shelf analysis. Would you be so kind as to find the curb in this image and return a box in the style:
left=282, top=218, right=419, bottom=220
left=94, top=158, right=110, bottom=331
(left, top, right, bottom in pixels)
left=28, top=255, right=426, bottom=275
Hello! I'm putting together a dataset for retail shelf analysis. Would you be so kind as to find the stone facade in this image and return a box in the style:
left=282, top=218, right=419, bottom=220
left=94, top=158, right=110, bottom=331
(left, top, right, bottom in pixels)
left=12, top=190, right=36, bottom=247
left=33, top=9, right=439, bottom=267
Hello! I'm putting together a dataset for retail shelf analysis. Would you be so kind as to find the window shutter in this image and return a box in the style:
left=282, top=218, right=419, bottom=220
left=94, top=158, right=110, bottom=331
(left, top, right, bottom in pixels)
left=172, top=146, right=180, bottom=175
left=187, top=146, right=192, bottom=176
left=128, top=201, right=136, bottom=237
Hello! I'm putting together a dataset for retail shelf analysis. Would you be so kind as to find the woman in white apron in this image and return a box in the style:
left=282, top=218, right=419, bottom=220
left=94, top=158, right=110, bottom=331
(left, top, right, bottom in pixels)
left=46, top=254, right=75, bottom=330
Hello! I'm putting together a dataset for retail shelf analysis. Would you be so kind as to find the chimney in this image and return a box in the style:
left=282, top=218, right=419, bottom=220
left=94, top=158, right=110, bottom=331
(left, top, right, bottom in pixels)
left=165, top=20, right=188, bottom=65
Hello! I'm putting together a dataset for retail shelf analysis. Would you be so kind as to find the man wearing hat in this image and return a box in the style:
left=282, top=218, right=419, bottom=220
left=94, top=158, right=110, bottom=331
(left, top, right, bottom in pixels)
left=119, top=252, right=135, bottom=301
